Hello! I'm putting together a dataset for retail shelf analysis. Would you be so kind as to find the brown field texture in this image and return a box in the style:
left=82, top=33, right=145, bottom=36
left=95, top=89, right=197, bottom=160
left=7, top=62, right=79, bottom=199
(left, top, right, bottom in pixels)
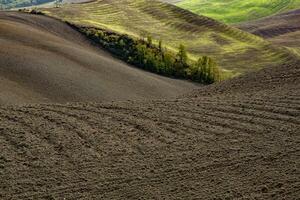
left=1, top=44, right=299, bottom=199
left=238, top=8, right=300, bottom=56
left=0, top=2, right=300, bottom=200
left=0, top=11, right=199, bottom=105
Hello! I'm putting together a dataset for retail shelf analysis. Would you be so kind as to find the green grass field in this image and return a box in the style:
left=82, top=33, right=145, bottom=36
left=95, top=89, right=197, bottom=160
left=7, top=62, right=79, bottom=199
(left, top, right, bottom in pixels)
left=175, top=0, right=300, bottom=24
left=41, top=0, right=298, bottom=77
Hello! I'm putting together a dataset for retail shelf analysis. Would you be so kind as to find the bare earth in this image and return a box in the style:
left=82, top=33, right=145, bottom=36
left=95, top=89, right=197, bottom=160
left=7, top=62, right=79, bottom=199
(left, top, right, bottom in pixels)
left=0, top=12, right=300, bottom=200
left=238, top=9, right=300, bottom=49
left=0, top=12, right=198, bottom=105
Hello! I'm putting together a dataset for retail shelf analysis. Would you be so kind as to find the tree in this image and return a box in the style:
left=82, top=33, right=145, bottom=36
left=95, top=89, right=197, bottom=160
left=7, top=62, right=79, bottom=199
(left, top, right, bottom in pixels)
left=158, top=39, right=162, bottom=51
left=174, top=44, right=188, bottom=77
left=135, top=43, right=147, bottom=66
left=162, top=51, right=174, bottom=75
left=177, top=44, right=188, bottom=64
left=189, top=58, right=203, bottom=82
left=146, top=35, right=152, bottom=47
left=188, top=56, right=220, bottom=83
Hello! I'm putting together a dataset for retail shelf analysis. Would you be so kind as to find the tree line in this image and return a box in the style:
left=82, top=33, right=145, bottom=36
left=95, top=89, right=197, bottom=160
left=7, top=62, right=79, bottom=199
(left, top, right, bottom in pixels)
left=70, top=25, right=221, bottom=84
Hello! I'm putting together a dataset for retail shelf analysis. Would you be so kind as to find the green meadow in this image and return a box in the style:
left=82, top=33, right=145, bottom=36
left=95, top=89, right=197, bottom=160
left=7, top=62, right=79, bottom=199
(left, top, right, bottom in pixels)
left=176, top=0, right=300, bottom=24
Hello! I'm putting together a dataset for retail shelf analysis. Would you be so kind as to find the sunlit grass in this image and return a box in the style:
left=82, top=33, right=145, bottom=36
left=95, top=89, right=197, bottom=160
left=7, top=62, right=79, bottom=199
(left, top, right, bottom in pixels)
left=176, top=0, right=300, bottom=24
left=41, top=0, right=297, bottom=77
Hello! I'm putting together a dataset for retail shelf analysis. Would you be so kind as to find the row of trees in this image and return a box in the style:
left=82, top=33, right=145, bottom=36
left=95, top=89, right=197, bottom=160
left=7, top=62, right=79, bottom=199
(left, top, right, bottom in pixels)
left=74, top=26, right=221, bottom=84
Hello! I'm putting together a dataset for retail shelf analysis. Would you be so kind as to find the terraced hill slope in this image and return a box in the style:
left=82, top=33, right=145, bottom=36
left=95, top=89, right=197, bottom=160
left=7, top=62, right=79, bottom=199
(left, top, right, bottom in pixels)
left=167, top=0, right=300, bottom=24
left=0, top=48, right=299, bottom=199
left=41, top=0, right=299, bottom=76
left=0, top=12, right=198, bottom=104
left=238, top=9, right=300, bottom=56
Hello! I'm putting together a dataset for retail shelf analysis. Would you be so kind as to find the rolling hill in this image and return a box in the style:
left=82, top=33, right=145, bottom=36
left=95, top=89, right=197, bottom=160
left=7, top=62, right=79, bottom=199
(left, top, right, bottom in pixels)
left=1, top=33, right=299, bottom=199
left=0, top=3, right=299, bottom=199
left=238, top=8, right=300, bottom=56
left=0, top=11, right=198, bottom=104
left=167, top=0, right=300, bottom=24
left=40, top=0, right=299, bottom=77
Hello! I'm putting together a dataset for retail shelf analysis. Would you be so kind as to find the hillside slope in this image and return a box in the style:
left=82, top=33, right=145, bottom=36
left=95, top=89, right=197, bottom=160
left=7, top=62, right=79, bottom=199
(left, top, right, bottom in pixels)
left=0, top=12, right=198, bottom=105
left=41, top=0, right=299, bottom=76
left=238, top=9, right=300, bottom=55
left=0, top=50, right=299, bottom=199
left=168, top=0, right=300, bottom=24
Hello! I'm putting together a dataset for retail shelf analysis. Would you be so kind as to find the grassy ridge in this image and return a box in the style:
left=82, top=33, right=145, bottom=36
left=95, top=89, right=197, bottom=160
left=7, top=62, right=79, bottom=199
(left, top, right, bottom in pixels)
left=175, top=0, right=300, bottom=24
left=41, top=0, right=298, bottom=77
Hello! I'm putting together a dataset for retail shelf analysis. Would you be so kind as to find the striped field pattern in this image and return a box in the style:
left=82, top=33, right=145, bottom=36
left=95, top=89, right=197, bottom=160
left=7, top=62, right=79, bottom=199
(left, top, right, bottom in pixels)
left=173, top=0, right=300, bottom=24
left=42, top=0, right=300, bottom=77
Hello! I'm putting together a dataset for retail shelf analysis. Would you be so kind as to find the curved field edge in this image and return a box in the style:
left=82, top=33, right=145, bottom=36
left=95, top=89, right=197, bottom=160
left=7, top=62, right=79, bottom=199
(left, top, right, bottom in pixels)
left=0, top=7, right=299, bottom=198
left=237, top=8, right=300, bottom=57
left=0, top=59, right=299, bottom=199
left=40, top=0, right=299, bottom=77
left=0, top=11, right=201, bottom=104
left=173, top=0, right=300, bottom=24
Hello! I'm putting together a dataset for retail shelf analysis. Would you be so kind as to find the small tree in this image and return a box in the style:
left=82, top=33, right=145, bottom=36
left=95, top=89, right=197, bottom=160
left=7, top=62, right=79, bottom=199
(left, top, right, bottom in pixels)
left=135, top=43, right=147, bottom=66
left=146, top=35, right=152, bottom=47
left=189, top=56, right=221, bottom=83
left=163, top=51, right=174, bottom=75
left=174, top=44, right=188, bottom=77
left=158, top=39, right=162, bottom=51
left=177, top=44, right=187, bottom=64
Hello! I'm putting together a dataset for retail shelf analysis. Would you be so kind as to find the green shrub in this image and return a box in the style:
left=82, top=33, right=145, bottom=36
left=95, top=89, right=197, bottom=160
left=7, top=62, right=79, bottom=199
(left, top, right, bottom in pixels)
left=189, top=56, right=219, bottom=83
left=29, top=9, right=45, bottom=15
left=70, top=25, right=221, bottom=84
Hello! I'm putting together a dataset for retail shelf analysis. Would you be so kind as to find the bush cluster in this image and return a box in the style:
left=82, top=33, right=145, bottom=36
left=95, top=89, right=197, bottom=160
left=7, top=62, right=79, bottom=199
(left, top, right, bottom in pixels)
left=18, top=8, right=45, bottom=15
left=72, top=26, right=221, bottom=84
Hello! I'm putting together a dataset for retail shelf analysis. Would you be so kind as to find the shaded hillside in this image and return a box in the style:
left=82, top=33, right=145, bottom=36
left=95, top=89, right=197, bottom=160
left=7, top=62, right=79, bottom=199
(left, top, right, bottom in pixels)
left=238, top=9, right=300, bottom=55
left=0, top=47, right=299, bottom=199
left=41, top=0, right=298, bottom=76
left=0, top=12, right=198, bottom=104
left=166, top=0, right=300, bottom=24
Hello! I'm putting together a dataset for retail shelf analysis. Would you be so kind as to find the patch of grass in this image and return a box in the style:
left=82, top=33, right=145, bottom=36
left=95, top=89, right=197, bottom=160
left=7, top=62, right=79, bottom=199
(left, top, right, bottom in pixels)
left=175, top=0, right=300, bottom=24
left=287, top=47, right=300, bottom=57
left=41, top=0, right=297, bottom=77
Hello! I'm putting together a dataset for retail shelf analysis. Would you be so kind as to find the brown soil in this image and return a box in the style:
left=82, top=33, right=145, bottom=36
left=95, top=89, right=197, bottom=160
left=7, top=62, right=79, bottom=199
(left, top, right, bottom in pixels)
left=0, top=11, right=299, bottom=200
left=0, top=12, right=198, bottom=105
left=238, top=9, right=300, bottom=48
